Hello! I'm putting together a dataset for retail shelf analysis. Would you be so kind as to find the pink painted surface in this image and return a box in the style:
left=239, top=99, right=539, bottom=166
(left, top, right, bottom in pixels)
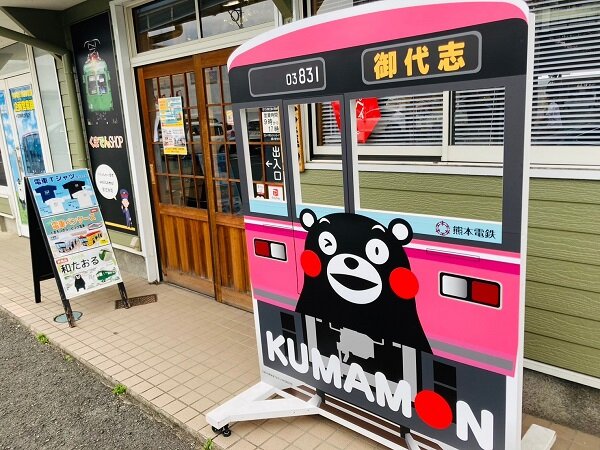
left=409, top=251, right=521, bottom=376
left=230, top=2, right=527, bottom=69
left=245, top=216, right=521, bottom=376
left=244, top=218, right=300, bottom=309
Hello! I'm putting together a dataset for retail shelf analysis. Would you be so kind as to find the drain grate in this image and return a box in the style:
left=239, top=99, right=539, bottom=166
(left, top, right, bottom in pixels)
left=115, top=294, right=158, bottom=310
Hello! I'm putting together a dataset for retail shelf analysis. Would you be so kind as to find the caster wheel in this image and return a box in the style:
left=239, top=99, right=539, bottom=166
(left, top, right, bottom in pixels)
left=212, top=426, right=219, bottom=433
left=222, top=428, right=232, bottom=437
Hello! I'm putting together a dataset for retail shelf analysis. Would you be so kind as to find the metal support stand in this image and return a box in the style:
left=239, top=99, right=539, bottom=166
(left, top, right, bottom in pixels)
left=206, top=382, right=321, bottom=432
left=207, top=382, right=557, bottom=449
left=59, top=293, right=77, bottom=327
left=117, top=282, right=130, bottom=309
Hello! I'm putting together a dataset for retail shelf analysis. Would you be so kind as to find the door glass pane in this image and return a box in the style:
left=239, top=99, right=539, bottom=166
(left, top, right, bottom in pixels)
left=289, top=103, right=344, bottom=218
left=172, top=73, right=187, bottom=106
left=153, top=143, right=166, bottom=173
left=208, top=106, right=224, bottom=140
left=0, top=89, right=27, bottom=227
left=186, top=72, right=197, bottom=107
left=170, top=176, right=183, bottom=205
left=212, top=143, right=228, bottom=178
left=192, top=144, right=205, bottom=176
left=222, top=65, right=231, bottom=103
left=196, top=178, right=208, bottom=209
left=183, top=177, right=196, bottom=207
left=215, top=180, right=231, bottom=213
left=204, top=67, right=221, bottom=104
left=157, top=175, right=171, bottom=204
left=9, top=84, right=45, bottom=175
left=181, top=154, right=193, bottom=175
left=231, top=181, right=242, bottom=214
left=133, top=0, right=199, bottom=53
left=167, top=154, right=180, bottom=174
left=159, top=75, right=171, bottom=96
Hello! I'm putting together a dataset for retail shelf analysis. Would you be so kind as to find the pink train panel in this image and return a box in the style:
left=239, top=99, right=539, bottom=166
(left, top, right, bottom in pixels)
left=245, top=217, right=521, bottom=376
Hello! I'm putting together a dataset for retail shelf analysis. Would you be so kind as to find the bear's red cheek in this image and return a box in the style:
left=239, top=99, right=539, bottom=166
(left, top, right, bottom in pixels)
left=301, top=250, right=321, bottom=277
left=389, top=267, right=419, bottom=299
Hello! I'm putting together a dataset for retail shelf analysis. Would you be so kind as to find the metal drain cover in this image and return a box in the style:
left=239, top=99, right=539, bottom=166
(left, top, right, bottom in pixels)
left=115, top=294, right=158, bottom=310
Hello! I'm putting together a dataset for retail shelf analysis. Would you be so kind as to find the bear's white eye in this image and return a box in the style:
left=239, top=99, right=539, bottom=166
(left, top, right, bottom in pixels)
left=365, top=239, right=389, bottom=265
left=318, top=231, right=337, bottom=255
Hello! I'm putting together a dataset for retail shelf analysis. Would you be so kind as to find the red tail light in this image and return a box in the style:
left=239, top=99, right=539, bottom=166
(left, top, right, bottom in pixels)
left=440, top=273, right=501, bottom=308
left=254, top=239, right=287, bottom=261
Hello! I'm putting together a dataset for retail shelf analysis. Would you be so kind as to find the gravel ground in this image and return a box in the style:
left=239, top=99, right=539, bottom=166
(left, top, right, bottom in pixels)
left=0, top=309, right=201, bottom=450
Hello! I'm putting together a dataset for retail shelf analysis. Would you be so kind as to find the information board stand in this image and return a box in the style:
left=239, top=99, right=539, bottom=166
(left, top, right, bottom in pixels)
left=26, top=169, right=129, bottom=327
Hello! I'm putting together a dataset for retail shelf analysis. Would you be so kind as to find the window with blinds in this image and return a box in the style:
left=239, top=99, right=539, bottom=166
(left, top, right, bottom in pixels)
left=309, top=0, right=600, bottom=162
left=530, top=0, right=600, bottom=146
left=315, top=94, right=444, bottom=156
left=452, top=88, right=505, bottom=145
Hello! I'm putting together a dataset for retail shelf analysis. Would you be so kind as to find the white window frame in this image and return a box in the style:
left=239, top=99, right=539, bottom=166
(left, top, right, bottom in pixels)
left=124, top=0, right=280, bottom=67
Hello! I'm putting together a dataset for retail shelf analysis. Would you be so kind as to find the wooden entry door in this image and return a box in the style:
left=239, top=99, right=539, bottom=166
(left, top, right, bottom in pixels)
left=137, top=50, right=251, bottom=310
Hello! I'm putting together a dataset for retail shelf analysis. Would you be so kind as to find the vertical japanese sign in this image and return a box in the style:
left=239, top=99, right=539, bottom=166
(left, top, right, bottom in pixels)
left=158, top=97, right=187, bottom=155
left=27, top=169, right=122, bottom=298
left=71, top=12, right=137, bottom=235
left=261, top=107, right=285, bottom=201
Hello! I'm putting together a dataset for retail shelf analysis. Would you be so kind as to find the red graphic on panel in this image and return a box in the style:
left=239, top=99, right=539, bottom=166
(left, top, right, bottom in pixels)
left=332, top=98, right=381, bottom=143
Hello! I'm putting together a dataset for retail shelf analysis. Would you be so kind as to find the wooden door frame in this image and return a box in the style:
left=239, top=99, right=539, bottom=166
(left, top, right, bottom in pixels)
left=137, top=48, right=246, bottom=306
left=194, top=47, right=242, bottom=306
left=136, top=57, right=195, bottom=291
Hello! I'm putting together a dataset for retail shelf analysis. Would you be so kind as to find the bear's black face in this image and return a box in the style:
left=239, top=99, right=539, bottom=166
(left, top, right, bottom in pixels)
left=296, top=209, right=432, bottom=362
left=298, top=209, right=417, bottom=306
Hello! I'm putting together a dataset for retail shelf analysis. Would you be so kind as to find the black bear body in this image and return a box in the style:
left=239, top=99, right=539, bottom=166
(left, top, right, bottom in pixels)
left=295, top=209, right=431, bottom=381
left=74, top=274, right=86, bottom=291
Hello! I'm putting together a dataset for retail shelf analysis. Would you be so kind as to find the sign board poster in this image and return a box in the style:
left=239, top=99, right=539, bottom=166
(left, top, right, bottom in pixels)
left=27, top=169, right=122, bottom=298
left=71, top=12, right=138, bottom=235
left=158, top=96, right=187, bottom=155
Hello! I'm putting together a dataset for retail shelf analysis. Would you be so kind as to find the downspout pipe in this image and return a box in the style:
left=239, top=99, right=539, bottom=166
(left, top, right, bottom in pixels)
left=0, top=25, right=88, bottom=168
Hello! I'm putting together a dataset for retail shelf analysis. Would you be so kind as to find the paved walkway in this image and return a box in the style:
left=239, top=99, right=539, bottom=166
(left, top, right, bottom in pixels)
left=0, top=232, right=598, bottom=450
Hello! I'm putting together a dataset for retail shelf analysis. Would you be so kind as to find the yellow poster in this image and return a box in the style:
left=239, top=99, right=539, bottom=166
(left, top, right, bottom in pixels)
left=158, top=96, right=187, bottom=155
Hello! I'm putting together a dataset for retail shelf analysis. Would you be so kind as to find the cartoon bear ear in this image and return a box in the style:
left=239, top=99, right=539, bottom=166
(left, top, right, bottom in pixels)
left=389, top=218, right=413, bottom=245
left=299, top=209, right=317, bottom=230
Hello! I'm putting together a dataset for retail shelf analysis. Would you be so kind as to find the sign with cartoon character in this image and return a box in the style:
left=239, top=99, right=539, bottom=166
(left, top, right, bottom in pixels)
left=27, top=169, right=123, bottom=299
left=206, top=1, right=542, bottom=449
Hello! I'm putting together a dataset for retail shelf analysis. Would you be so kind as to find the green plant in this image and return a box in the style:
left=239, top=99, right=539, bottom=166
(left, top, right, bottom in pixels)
left=112, top=383, right=127, bottom=396
left=36, top=333, right=49, bottom=345
left=202, top=438, right=214, bottom=450
left=64, top=355, right=73, bottom=362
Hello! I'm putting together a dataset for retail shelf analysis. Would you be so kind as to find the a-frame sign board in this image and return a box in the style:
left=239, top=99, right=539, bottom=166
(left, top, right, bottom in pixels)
left=26, top=169, right=129, bottom=327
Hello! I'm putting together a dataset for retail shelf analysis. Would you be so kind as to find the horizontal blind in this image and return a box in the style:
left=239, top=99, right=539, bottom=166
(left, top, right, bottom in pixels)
left=452, top=88, right=505, bottom=145
left=530, top=0, right=600, bottom=145
left=318, top=94, right=444, bottom=147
